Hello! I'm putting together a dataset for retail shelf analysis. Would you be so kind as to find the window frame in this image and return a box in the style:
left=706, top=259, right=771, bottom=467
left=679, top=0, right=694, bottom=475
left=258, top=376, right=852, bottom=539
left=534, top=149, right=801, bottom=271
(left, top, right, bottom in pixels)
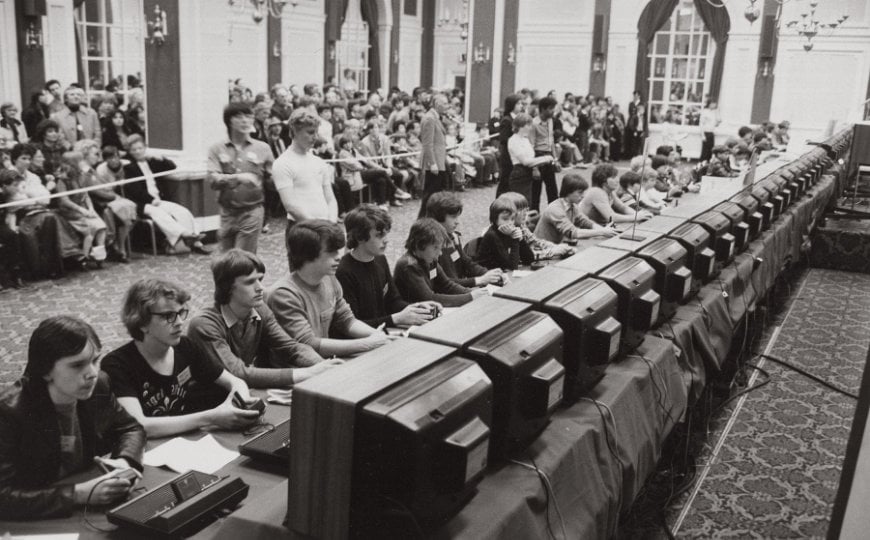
left=646, top=1, right=715, bottom=127
left=74, top=0, right=147, bottom=115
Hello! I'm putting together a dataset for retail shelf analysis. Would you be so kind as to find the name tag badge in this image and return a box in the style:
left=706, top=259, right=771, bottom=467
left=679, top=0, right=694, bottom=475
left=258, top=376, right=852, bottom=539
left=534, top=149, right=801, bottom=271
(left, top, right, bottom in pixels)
left=450, top=250, right=460, bottom=262
left=60, top=435, right=76, bottom=453
left=429, top=268, right=438, bottom=280
left=382, top=283, right=389, bottom=296
left=246, top=151, right=259, bottom=162
left=177, top=366, right=192, bottom=387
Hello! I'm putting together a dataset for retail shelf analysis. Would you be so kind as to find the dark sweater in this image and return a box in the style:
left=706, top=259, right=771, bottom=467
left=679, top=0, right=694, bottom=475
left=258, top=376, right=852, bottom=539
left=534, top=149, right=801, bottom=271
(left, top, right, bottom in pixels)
left=475, top=226, right=533, bottom=271
left=336, top=253, right=408, bottom=328
left=394, top=252, right=473, bottom=307
left=438, top=230, right=487, bottom=288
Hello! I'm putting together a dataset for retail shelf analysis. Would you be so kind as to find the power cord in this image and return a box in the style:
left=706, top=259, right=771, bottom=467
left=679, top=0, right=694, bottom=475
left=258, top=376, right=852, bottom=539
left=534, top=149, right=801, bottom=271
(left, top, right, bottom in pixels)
left=509, top=455, right=567, bottom=540
left=81, top=476, right=122, bottom=532
left=757, top=353, right=859, bottom=400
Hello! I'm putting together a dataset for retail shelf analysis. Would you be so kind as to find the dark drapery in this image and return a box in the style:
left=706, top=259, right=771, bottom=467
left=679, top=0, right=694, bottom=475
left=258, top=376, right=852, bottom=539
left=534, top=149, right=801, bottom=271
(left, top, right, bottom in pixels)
left=693, top=0, right=730, bottom=101
left=634, top=0, right=679, bottom=101
left=360, top=0, right=381, bottom=90
left=635, top=0, right=731, bottom=103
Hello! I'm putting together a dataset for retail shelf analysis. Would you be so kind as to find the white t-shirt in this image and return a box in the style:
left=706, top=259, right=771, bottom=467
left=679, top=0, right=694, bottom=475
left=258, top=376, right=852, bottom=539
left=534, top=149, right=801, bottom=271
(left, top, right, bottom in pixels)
left=272, top=148, right=332, bottom=220
left=508, top=134, right=535, bottom=165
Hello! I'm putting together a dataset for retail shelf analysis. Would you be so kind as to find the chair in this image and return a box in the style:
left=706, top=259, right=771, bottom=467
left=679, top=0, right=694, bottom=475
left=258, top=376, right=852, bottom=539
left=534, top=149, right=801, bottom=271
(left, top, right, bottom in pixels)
left=464, top=236, right=482, bottom=260
left=132, top=218, right=159, bottom=256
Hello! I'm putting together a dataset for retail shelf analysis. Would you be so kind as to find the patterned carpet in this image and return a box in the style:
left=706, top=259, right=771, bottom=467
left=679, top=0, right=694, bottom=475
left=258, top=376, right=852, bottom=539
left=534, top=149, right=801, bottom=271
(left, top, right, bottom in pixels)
left=667, top=269, right=870, bottom=539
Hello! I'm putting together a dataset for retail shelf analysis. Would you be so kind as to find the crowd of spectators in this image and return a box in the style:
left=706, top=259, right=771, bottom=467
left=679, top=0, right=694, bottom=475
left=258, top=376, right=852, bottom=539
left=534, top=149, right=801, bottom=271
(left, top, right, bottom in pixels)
left=0, top=75, right=791, bottom=293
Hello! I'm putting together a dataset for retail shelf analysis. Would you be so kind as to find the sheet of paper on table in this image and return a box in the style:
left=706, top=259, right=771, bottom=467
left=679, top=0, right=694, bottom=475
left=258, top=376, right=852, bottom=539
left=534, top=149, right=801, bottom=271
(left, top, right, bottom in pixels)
left=143, top=434, right=239, bottom=474
left=4, top=535, right=79, bottom=540
left=266, top=388, right=293, bottom=405
left=485, top=284, right=502, bottom=295
left=510, top=269, right=533, bottom=279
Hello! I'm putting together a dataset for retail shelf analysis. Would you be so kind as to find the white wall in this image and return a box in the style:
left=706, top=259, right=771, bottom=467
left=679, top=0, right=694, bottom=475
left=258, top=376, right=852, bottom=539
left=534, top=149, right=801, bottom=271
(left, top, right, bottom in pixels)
left=770, top=0, right=870, bottom=142
left=281, top=0, right=325, bottom=88
left=605, top=0, right=646, bottom=108
left=178, top=0, right=267, bottom=162
left=515, top=0, right=595, bottom=98
left=433, top=27, right=466, bottom=89
left=42, top=0, right=77, bottom=90
left=0, top=0, right=20, bottom=106
left=399, top=1, right=422, bottom=91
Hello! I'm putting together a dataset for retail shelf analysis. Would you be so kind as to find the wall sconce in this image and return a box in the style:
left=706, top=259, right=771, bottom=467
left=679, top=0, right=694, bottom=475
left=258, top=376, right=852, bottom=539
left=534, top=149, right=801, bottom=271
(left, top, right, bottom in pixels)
left=392, top=49, right=399, bottom=64
left=272, top=40, right=281, bottom=57
left=472, top=42, right=491, bottom=64
left=505, top=43, right=516, bottom=66
left=592, top=54, right=606, bottom=72
left=25, top=20, right=43, bottom=49
left=759, top=58, right=773, bottom=77
left=147, top=4, right=168, bottom=45
left=459, top=52, right=467, bottom=64
left=328, top=42, right=336, bottom=62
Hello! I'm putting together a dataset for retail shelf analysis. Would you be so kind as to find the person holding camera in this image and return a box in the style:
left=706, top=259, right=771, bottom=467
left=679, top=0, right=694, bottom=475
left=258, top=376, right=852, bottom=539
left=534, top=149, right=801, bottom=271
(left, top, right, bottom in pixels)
left=0, top=316, right=145, bottom=520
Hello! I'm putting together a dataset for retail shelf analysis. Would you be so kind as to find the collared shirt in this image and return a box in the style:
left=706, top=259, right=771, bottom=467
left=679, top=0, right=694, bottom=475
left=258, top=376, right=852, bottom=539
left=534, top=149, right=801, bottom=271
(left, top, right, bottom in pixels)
left=206, top=136, right=274, bottom=210
left=220, top=304, right=262, bottom=329
left=531, top=116, right=555, bottom=155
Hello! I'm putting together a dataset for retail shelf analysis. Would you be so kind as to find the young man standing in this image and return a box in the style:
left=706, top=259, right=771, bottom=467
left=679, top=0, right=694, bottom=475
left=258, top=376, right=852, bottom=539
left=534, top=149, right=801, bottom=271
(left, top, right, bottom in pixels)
left=529, top=96, right=561, bottom=211
left=267, top=220, right=391, bottom=357
left=271, top=109, right=338, bottom=227
left=206, top=103, right=274, bottom=254
left=336, top=204, right=439, bottom=327
left=418, top=94, right=450, bottom=218
left=187, top=249, right=340, bottom=388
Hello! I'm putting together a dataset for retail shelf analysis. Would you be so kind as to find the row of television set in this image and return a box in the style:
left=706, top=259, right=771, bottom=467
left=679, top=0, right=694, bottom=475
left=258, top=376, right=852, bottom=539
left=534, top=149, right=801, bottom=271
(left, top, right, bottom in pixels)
left=285, top=141, right=848, bottom=539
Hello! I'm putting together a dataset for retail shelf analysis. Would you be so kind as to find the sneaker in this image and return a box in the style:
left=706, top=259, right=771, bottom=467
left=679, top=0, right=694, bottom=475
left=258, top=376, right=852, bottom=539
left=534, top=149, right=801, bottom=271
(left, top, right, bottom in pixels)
left=395, top=189, right=412, bottom=200
left=378, top=203, right=390, bottom=211
left=262, top=224, right=271, bottom=234
left=390, top=200, right=404, bottom=207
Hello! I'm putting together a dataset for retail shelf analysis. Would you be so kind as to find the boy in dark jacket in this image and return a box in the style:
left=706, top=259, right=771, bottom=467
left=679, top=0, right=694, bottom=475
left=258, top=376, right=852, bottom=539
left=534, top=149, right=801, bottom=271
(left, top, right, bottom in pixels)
left=425, top=191, right=503, bottom=288
left=475, top=197, right=532, bottom=271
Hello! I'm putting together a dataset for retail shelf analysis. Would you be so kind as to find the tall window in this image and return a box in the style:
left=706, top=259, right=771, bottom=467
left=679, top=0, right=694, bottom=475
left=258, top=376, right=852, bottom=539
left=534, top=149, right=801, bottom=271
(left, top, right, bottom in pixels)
left=74, top=0, right=146, bottom=114
left=336, top=0, right=370, bottom=94
left=647, top=1, right=714, bottom=126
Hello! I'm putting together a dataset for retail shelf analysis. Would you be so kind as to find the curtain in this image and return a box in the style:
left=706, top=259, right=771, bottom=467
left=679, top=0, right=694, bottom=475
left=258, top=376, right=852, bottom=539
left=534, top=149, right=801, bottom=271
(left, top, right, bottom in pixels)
left=693, top=0, right=730, bottom=102
left=326, top=0, right=350, bottom=42
left=360, top=0, right=381, bottom=90
left=634, top=0, right=679, bottom=103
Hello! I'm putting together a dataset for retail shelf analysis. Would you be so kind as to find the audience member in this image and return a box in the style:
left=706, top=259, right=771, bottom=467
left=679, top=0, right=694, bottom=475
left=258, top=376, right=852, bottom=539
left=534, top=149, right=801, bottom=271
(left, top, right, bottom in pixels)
left=418, top=93, right=450, bottom=217
left=51, top=86, right=101, bottom=146
left=507, top=113, right=556, bottom=204
left=529, top=96, right=560, bottom=211
left=187, top=249, right=338, bottom=388
left=0, top=103, right=27, bottom=144
left=123, top=135, right=208, bottom=254
left=0, top=316, right=145, bottom=520
left=54, top=152, right=108, bottom=267
left=0, top=169, right=27, bottom=289
left=21, top=90, right=51, bottom=138
left=272, top=109, right=338, bottom=225
left=207, top=103, right=274, bottom=254
left=89, top=146, right=137, bottom=262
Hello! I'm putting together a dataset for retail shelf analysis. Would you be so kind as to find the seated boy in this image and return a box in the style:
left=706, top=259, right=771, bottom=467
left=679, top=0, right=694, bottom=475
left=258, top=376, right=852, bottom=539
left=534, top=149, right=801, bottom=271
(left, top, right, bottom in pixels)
left=337, top=204, right=440, bottom=327
left=499, top=191, right=576, bottom=260
left=475, top=197, right=526, bottom=271
left=102, top=279, right=261, bottom=438
left=267, top=220, right=390, bottom=357
left=535, top=172, right=617, bottom=244
left=619, top=171, right=663, bottom=214
left=0, top=316, right=144, bottom=520
left=395, top=218, right=486, bottom=306
left=187, top=249, right=341, bottom=388
left=425, top=191, right=502, bottom=288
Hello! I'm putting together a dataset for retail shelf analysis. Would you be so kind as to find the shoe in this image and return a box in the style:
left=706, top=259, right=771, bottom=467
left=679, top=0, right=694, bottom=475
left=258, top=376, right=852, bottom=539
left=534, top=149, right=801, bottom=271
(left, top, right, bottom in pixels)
left=395, top=189, right=412, bottom=200
left=8, top=276, right=27, bottom=289
left=262, top=224, right=271, bottom=234
left=378, top=204, right=390, bottom=211
left=390, top=200, right=404, bottom=207
left=191, top=242, right=213, bottom=255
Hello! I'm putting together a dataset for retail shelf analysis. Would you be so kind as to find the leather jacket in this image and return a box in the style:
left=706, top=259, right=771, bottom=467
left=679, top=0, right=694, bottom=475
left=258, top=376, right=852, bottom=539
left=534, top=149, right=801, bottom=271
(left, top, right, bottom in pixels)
left=0, top=372, right=146, bottom=520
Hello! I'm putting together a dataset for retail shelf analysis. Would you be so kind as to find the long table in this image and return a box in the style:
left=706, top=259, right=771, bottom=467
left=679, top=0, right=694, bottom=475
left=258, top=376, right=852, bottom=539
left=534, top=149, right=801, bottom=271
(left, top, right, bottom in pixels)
left=0, top=131, right=851, bottom=539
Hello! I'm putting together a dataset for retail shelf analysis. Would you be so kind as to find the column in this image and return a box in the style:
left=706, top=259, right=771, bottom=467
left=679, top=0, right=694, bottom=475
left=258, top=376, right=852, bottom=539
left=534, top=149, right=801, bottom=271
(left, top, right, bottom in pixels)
left=267, top=10, right=281, bottom=88
left=466, top=0, right=495, bottom=123
left=420, top=0, right=436, bottom=87
left=588, top=0, right=611, bottom=97
left=750, top=0, right=779, bottom=123
left=15, top=0, right=46, bottom=104
left=144, top=0, right=182, bottom=149
left=498, top=0, right=519, bottom=105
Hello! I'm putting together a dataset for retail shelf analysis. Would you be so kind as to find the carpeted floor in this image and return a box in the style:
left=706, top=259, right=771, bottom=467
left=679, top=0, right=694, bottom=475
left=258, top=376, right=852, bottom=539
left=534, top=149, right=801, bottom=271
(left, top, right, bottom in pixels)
left=667, top=269, right=870, bottom=539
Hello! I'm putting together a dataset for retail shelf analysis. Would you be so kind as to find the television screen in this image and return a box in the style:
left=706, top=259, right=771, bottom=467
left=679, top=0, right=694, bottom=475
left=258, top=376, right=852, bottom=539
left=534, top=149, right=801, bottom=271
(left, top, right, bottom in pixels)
left=409, top=296, right=565, bottom=459
left=597, top=256, right=661, bottom=353
left=287, top=338, right=493, bottom=539
left=713, top=202, right=751, bottom=251
left=636, top=238, right=692, bottom=321
left=729, top=192, right=764, bottom=236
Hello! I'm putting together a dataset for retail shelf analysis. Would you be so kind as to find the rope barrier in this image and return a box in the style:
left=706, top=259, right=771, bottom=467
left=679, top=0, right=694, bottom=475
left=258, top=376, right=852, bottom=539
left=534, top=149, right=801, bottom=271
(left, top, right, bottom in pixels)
left=0, top=132, right=500, bottom=210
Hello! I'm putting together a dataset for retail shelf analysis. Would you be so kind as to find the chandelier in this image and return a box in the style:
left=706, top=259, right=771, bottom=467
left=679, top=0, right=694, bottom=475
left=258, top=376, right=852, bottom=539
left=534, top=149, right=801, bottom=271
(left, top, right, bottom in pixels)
left=437, top=0, right=469, bottom=41
left=784, top=2, right=848, bottom=51
left=228, top=0, right=295, bottom=23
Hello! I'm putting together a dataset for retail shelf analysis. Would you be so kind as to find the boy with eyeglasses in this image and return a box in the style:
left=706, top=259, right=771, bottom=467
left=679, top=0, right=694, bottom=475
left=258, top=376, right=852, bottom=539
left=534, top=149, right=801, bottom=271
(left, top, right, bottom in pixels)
left=102, top=278, right=261, bottom=438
